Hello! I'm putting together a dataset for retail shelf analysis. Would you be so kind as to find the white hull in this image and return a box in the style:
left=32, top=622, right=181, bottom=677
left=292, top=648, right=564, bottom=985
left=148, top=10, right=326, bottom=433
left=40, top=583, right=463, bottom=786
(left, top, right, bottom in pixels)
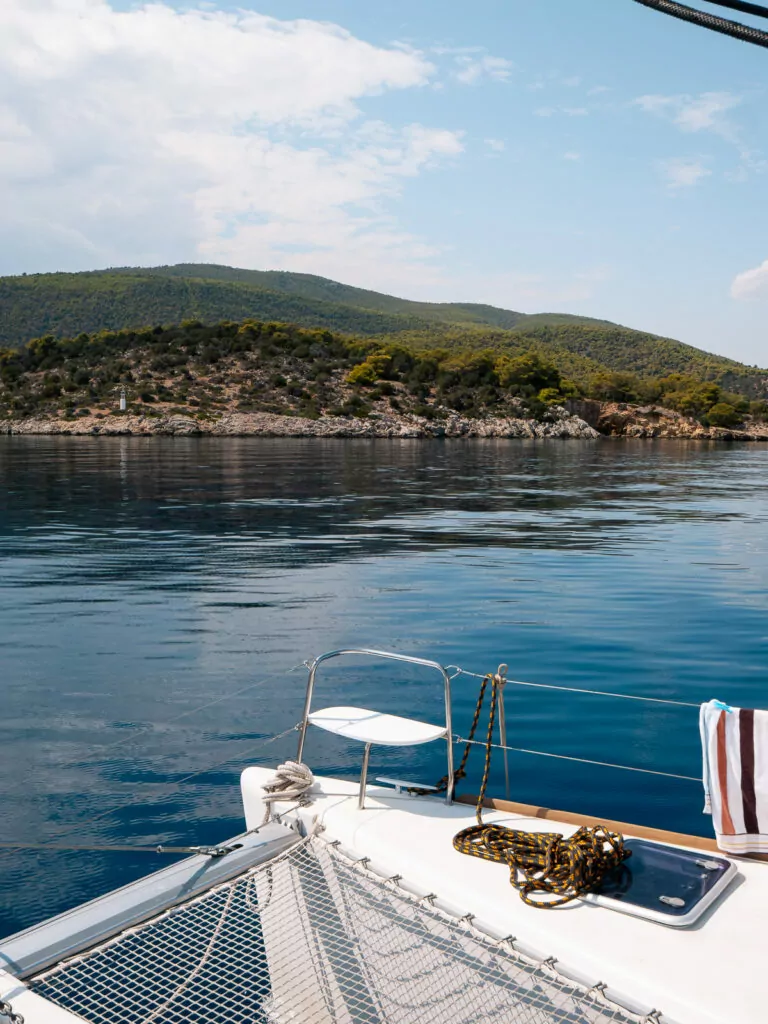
left=241, top=766, right=767, bottom=1024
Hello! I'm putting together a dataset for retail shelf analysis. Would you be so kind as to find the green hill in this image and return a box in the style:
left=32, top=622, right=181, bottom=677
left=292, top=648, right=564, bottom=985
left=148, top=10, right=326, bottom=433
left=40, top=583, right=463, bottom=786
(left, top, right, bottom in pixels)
left=3, top=317, right=765, bottom=431
left=1, top=263, right=764, bottom=394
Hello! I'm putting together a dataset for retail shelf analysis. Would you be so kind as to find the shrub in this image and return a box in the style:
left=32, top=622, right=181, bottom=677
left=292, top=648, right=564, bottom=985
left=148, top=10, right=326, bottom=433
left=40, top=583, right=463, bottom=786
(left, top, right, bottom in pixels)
left=538, top=388, right=565, bottom=406
left=347, top=353, right=391, bottom=386
left=706, top=403, right=742, bottom=428
left=497, top=352, right=561, bottom=393
left=664, top=382, right=720, bottom=418
left=437, top=351, right=497, bottom=389
left=588, top=371, right=641, bottom=403
left=720, top=391, right=749, bottom=415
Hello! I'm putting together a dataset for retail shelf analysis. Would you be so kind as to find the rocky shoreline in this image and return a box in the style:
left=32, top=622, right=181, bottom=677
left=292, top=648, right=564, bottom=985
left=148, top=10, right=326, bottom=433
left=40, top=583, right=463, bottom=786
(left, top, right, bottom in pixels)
left=3, top=403, right=768, bottom=440
left=568, top=400, right=768, bottom=441
left=0, top=408, right=599, bottom=439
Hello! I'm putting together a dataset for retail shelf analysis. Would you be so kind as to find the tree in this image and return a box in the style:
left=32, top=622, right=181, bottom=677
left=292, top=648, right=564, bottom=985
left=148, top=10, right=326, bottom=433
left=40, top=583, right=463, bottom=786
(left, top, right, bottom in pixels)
left=663, top=381, right=720, bottom=418
left=706, top=403, right=742, bottom=428
left=588, top=371, right=640, bottom=402
left=496, top=352, right=560, bottom=392
left=347, top=352, right=391, bottom=386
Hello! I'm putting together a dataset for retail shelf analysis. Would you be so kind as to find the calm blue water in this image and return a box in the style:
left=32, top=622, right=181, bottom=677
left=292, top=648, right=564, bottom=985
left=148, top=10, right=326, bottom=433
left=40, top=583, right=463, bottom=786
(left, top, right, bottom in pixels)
left=1, top=436, right=767, bottom=936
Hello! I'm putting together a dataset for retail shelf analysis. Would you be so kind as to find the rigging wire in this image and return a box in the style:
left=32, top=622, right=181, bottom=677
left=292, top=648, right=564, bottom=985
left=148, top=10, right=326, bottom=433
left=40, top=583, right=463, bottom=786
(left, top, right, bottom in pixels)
left=0, top=723, right=300, bottom=854
left=68, top=661, right=306, bottom=760
left=17, top=662, right=306, bottom=848
left=632, top=0, right=768, bottom=46
left=450, top=667, right=702, bottom=708
left=453, top=735, right=701, bottom=782
left=706, top=0, right=768, bottom=18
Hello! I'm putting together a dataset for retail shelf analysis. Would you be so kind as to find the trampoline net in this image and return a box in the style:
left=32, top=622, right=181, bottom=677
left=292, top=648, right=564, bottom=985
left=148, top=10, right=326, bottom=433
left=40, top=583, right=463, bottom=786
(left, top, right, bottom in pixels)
left=30, top=835, right=649, bottom=1024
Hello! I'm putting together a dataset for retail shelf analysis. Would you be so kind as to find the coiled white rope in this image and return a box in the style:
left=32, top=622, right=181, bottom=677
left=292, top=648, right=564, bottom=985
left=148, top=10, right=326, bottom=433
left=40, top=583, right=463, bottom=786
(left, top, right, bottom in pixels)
left=261, top=761, right=315, bottom=824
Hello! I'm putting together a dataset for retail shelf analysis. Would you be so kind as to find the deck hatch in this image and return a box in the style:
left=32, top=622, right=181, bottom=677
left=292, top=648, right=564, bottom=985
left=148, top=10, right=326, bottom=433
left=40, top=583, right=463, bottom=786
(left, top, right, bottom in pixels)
left=586, top=839, right=737, bottom=926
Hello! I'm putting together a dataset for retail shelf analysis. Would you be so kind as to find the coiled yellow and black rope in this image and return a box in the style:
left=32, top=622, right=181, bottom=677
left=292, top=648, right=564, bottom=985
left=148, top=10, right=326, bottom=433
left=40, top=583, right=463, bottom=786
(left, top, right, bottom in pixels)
left=452, top=669, right=630, bottom=908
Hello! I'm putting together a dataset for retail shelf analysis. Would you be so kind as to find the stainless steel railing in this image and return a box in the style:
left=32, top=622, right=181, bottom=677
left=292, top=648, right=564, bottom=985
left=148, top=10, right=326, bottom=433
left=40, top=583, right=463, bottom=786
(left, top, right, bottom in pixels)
left=296, top=648, right=455, bottom=805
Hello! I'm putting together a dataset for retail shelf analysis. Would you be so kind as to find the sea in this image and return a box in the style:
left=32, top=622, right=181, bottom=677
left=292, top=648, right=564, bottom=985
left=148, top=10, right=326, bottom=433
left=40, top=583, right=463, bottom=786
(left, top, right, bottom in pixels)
left=1, top=435, right=767, bottom=936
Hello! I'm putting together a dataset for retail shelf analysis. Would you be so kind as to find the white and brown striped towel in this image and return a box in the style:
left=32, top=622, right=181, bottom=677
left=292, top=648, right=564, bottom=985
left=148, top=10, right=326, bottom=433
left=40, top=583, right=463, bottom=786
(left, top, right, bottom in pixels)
left=700, top=699, right=768, bottom=855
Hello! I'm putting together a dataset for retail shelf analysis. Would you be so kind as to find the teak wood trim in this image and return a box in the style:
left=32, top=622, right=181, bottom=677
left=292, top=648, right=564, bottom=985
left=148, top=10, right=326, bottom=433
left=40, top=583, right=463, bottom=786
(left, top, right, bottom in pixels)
left=458, top=793, right=768, bottom=862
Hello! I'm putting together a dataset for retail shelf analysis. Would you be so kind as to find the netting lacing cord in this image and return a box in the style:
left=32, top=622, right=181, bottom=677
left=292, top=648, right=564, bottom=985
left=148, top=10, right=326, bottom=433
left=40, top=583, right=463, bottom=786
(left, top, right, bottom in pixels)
left=261, top=760, right=314, bottom=824
left=452, top=668, right=631, bottom=908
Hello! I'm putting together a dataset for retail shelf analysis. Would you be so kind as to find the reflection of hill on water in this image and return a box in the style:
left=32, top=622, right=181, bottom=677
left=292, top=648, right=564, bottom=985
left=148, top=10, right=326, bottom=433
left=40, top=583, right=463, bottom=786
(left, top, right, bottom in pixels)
left=1, top=437, right=764, bottom=586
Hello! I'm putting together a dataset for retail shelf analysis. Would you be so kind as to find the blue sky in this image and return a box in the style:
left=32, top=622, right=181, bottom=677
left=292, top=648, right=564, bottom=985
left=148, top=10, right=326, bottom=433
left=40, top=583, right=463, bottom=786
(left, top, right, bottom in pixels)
left=1, top=1, right=766, bottom=364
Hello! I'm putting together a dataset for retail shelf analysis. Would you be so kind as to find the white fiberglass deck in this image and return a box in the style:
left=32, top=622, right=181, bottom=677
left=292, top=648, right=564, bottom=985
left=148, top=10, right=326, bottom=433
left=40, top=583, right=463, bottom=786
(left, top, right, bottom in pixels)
left=308, top=706, right=447, bottom=746
left=242, top=766, right=767, bottom=1024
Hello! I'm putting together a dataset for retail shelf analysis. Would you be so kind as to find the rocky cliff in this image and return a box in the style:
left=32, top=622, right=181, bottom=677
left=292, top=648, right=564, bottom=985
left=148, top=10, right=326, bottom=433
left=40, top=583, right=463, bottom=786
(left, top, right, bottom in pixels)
left=593, top=402, right=768, bottom=441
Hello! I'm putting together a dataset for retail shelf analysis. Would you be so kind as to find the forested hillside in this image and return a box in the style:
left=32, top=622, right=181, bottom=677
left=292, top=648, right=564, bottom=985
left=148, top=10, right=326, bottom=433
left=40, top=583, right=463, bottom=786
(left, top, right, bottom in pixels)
left=2, top=317, right=765, bottom=430
left=1, top=264, right=764, bottom=395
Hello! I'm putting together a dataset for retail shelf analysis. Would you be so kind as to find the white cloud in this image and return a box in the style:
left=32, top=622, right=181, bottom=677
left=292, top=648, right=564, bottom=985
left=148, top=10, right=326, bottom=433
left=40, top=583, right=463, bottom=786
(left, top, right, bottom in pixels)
left=731, top=260, right=768, bottom=300
left=563, top=152, right=581, bottom=162
left=635, top=91, right=741, bottom=137
left=454, top=54, right=513, bottom=85
left=535, top=106, right=587, bottom=118
left=636, top=91, right=766, bottom=184
left=0, top=0, right=464, bottom=288
left=660, top=158, right=711, bottom=189
left=484, top=138, right=505, bottom=152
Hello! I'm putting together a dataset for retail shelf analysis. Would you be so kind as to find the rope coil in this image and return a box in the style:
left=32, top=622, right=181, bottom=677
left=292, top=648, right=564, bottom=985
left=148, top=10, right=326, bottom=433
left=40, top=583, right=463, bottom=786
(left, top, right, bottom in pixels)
left=261, top=760, right=314, bottom=824
left=452, top=670, right=630, bottom=908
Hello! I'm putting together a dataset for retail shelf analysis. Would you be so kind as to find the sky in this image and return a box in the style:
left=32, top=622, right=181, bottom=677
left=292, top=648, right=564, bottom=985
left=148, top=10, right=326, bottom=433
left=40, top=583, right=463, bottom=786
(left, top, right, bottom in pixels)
left=0, top=1, right=767, bottom=365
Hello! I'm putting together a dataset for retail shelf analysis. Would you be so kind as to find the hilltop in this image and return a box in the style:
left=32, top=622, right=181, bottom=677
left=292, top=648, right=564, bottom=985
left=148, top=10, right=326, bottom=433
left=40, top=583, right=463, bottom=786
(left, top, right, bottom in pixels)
left=1, top=264, right=765, bottom=396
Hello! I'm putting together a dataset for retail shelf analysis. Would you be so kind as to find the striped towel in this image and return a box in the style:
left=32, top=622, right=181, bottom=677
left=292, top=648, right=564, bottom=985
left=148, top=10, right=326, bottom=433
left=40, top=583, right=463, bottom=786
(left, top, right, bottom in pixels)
left=700, top=699, right=768, bottom=855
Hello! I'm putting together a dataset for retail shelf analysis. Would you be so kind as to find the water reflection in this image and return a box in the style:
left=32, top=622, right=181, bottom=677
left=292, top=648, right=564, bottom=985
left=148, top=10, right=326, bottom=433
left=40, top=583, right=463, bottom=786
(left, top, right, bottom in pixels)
left=0, top=436, right=767, bottom=934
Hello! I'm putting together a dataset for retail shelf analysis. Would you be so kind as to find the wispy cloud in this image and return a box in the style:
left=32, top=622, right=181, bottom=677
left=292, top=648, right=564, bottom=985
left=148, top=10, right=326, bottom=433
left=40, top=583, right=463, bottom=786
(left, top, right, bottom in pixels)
left=563, top=151, right=582, bottom=162
left=454, top=54, right=513, bottom=85
left=484, top=138, right=505, bottom=152
left=637, top=92, right=763, bottom=183
left=659, top=158, right=711, bottom=190
left=731, top=259, right=768, bottom=300
left=535, top=106, right=588, bottom=118
left=528, top=73, right=587, bottom=92
left=635, top=91, right=742, bottom=138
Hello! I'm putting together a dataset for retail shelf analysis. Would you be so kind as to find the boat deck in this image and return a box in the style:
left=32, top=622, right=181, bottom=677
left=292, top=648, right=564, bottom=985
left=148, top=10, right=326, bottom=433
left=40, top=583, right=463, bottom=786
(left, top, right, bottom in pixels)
left=242, top=766, right=767, bottom=1024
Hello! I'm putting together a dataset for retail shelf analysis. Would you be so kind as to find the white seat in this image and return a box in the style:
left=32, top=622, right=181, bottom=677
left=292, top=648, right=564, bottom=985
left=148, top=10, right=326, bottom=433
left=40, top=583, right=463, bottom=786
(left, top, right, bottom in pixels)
left=309, top=706, right=446, bottom=747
